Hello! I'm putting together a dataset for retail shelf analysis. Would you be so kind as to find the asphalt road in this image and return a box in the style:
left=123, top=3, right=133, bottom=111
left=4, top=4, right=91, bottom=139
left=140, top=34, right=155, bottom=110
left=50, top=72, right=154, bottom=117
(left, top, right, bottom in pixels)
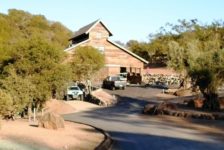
left=63, top=87, right=224, bottom=150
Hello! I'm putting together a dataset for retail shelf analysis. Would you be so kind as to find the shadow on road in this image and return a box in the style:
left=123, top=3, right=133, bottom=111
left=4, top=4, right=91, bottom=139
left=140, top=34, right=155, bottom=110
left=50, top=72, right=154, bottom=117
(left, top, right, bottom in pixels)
left=109, top=131, right=224, bottom=150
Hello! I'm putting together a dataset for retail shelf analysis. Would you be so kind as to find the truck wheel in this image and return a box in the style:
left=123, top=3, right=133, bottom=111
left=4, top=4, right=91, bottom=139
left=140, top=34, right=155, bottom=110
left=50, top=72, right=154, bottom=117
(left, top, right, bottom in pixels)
left=65, top=95, right=69, bottom=101
left=79, top=95, right=83, bottom=101
left=111, top=86, right=115, bottom=91
left=122, top=86, right=126, bottom=90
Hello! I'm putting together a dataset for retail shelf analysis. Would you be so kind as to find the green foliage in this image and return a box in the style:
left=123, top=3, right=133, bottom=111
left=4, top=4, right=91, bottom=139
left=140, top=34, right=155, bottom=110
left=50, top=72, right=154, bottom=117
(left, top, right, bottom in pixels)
left=127, top=36, right=171, bottom=66
left=127, top=40, right=151, bottom=61
left=167, top=20, right=224, bottom=110
left=0, top=9, right=73, bottom=117
left=1, top=37, right=72, bottom=108
left=0, top=71, right=35, bottom=115
left=0, top=90, right=13, bottom=118
left=0, top=9, right=72, bottom=49
left=71, top=46, right=105, bottom=81
left=127, top=19, right=224, bottom=110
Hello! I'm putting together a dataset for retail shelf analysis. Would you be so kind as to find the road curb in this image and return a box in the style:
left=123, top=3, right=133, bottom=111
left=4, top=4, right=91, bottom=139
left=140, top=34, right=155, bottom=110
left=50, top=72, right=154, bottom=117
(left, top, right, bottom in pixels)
left=65, top=120, right=113, bottom=150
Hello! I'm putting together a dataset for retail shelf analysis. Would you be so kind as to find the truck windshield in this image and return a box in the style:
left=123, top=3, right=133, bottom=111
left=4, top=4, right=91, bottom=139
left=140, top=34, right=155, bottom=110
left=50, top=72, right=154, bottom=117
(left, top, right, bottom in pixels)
left=69, top=87, right=79, bottom=90
left=111, top=77, right=119, bottom=81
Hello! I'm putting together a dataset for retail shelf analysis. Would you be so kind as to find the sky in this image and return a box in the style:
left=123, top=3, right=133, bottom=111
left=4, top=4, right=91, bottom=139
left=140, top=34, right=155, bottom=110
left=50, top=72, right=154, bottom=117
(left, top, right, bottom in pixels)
left=0, top=0, right=224, bottom=43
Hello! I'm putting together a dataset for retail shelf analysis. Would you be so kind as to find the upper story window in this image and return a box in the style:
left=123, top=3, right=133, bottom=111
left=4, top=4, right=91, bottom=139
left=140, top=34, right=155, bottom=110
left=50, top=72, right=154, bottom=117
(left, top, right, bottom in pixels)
left=94, top=45, right=105, bottom=54
left=98, top=46, right=105, bottom=54
left=96, top=33, right=102, bottom=39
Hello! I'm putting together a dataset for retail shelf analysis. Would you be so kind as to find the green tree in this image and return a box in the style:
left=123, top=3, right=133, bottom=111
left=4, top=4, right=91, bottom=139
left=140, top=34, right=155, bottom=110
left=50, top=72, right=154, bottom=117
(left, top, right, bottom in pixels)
left=0, top=70, right=35, bottom=117
left=0, top=9, right=73, bottom=117
left=0, top=89, right=13, bottom=118
left=1, top=37, right=72, bottom=109
left=127, top=40, right=151, bottom=61
left=70, top=46, right=105, bottom=81
left=168, top=20, right=224, bottom=110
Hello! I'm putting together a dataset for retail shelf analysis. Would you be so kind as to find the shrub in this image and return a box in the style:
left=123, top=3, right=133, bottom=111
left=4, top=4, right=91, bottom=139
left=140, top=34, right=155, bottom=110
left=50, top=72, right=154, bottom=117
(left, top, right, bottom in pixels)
left=0, top=90, right=13, bottom=118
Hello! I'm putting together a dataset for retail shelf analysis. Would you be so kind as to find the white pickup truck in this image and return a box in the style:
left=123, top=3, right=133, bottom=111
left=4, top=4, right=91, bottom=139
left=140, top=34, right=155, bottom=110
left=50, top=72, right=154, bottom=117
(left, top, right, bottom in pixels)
left=66, top=86, right=84, bottom=100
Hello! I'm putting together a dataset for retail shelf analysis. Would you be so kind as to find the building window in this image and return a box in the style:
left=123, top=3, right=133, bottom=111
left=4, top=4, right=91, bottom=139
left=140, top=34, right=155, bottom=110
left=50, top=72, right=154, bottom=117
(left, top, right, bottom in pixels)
left=98, top=46, right=105, bottom=53
left=96, top=33, right=102, bottom=39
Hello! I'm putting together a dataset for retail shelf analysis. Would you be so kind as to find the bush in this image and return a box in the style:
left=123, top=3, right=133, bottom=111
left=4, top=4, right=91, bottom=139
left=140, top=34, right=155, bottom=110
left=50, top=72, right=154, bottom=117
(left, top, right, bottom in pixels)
left=0, top=90, right=13, bottom=118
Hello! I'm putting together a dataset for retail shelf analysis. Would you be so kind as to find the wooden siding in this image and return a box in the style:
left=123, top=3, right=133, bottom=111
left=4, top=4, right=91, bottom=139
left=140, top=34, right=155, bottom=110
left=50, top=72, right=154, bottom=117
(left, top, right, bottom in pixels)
left=67, top=21, right=146, bottom=80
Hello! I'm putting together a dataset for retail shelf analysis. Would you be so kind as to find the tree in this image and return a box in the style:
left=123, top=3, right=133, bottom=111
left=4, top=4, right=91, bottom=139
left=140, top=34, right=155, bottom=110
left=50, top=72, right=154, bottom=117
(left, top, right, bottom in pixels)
left=70, top=46, right=105, bottom=81
left=0, top=89, right=13, bottom=118
left=127, top=40, right=151, bottom=61
left=1, top=37, right=72, bottom=109
left=168, top=20, right=224, bottom=110
left=0, top=9, right=73, bottom=118
left=0, top=70, right=35, bottom=118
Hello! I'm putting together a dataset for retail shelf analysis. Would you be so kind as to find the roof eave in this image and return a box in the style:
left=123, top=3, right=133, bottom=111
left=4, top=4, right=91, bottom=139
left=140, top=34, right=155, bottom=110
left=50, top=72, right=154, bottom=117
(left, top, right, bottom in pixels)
left=64, top=39, right=90, bottom=52
left=107, top=39, right=149, bottom=64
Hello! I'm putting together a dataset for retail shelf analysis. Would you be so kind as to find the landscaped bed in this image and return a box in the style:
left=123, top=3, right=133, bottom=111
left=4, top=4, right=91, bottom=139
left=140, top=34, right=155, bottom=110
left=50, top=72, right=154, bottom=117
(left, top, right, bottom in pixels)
left=143, top=91, right=224, bottom=121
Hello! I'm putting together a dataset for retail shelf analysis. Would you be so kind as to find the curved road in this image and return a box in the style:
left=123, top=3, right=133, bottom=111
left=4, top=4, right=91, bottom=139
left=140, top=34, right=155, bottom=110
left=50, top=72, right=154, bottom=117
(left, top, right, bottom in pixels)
left=64, top=87, right=224, bottom=150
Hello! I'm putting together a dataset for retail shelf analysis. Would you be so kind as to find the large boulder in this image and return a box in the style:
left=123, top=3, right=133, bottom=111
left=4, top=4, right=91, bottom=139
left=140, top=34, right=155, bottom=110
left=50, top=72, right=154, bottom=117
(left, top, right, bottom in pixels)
left=143, top=104, right=156, bottom=114
left=187, top=99, right=205, bottom=109
left=194, top=99, right=204, bottom=109
left=90, top=89, right=117, bottom=106
left=143, top=102, right=177, bottom=115
left=39, top=112, right=65, bottom=130
left=219, top=98, right=224, bottom=110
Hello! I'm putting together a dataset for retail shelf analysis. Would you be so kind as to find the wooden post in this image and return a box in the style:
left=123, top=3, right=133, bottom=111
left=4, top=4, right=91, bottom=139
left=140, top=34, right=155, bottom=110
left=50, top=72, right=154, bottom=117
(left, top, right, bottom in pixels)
left=33, top=108, right=36, bottom=122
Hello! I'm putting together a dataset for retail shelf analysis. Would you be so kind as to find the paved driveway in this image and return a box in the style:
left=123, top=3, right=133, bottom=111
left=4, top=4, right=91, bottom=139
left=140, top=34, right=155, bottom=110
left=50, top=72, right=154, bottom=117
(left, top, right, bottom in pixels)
left=64, top=87, right=224, bottom=150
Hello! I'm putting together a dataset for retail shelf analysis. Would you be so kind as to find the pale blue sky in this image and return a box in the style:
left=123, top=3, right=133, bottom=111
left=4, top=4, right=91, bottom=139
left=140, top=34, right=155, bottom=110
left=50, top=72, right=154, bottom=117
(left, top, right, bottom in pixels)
left=0, top=0, right=223, bottom=43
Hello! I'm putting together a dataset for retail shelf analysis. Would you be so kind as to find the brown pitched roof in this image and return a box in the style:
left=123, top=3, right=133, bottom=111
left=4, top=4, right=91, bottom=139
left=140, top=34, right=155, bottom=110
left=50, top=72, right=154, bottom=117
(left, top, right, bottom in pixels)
left=69, top=19, right=112, bottom=40
left=107, top=39, right=149, bottom=64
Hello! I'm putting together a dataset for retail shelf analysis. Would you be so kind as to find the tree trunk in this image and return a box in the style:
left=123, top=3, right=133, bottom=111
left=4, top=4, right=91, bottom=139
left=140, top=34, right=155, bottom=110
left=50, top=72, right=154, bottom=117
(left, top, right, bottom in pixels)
left=28, top=103, right=32, bottom=122
left=203, top=91, right=220, bottom=111
left=179, top=75, right=191, bottom=90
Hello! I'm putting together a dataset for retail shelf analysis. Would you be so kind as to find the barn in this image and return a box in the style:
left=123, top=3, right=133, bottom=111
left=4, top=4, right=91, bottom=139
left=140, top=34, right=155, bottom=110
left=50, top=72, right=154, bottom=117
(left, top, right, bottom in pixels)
left=64, top=20, right=148, bottom=83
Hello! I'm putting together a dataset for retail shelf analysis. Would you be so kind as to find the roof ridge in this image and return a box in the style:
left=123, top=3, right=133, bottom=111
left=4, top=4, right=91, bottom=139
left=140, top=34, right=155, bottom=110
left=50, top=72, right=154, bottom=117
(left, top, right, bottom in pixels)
left=70, top=19, right=112, bottom=40
left=70, top=19, right=100, bottom=40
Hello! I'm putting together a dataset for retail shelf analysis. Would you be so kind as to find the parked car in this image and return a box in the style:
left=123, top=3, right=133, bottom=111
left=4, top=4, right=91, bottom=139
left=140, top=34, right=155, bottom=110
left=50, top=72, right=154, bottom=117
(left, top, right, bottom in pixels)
left=65, top=85, right=84, bottom=100
left=102, top=76, right=127, bottom=90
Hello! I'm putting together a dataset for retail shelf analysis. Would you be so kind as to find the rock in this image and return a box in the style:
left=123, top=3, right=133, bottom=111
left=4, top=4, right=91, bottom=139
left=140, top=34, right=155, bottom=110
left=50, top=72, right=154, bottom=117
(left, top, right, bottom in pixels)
left=219, top=98, right=224, bottom=110
left=164, top=89, right=177, bottom=95
left=157, top=102, right=178, bottom=111
left=213, top=114, right=220, bottom=120
left=207, top=114, right=215, bottom=120
left=194, top=99, right=204, bottom=109
left=192, top=113, right=200, bottom=119
left=183, top=112, right=190, bottom=118
left=39, top=112, right=64, bottom=130
left=187, top=99, right=204, bottom=109
left=174, top=89, right=192, bottom=96
left=185, top=113, right=193, bottom=118
left=178, top=112, right=185, bottom=117
left=165, top=103, right=178, bottom=110
left=91, top=89, right=117, bottom=106
left=143, top=102, right=178, bottom=116
left=187, top=100, right=195, bottom=108
left=162, top=109, right=170, bottom=115
left=143, top=104, right=156, bottom=114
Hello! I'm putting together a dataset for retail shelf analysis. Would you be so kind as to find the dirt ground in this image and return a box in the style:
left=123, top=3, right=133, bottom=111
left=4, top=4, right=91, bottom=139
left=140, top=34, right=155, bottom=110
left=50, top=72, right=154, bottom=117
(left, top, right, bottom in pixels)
left=0, top=119, right=104, bottom=150
left=0, top=99, right=104, bottom=150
